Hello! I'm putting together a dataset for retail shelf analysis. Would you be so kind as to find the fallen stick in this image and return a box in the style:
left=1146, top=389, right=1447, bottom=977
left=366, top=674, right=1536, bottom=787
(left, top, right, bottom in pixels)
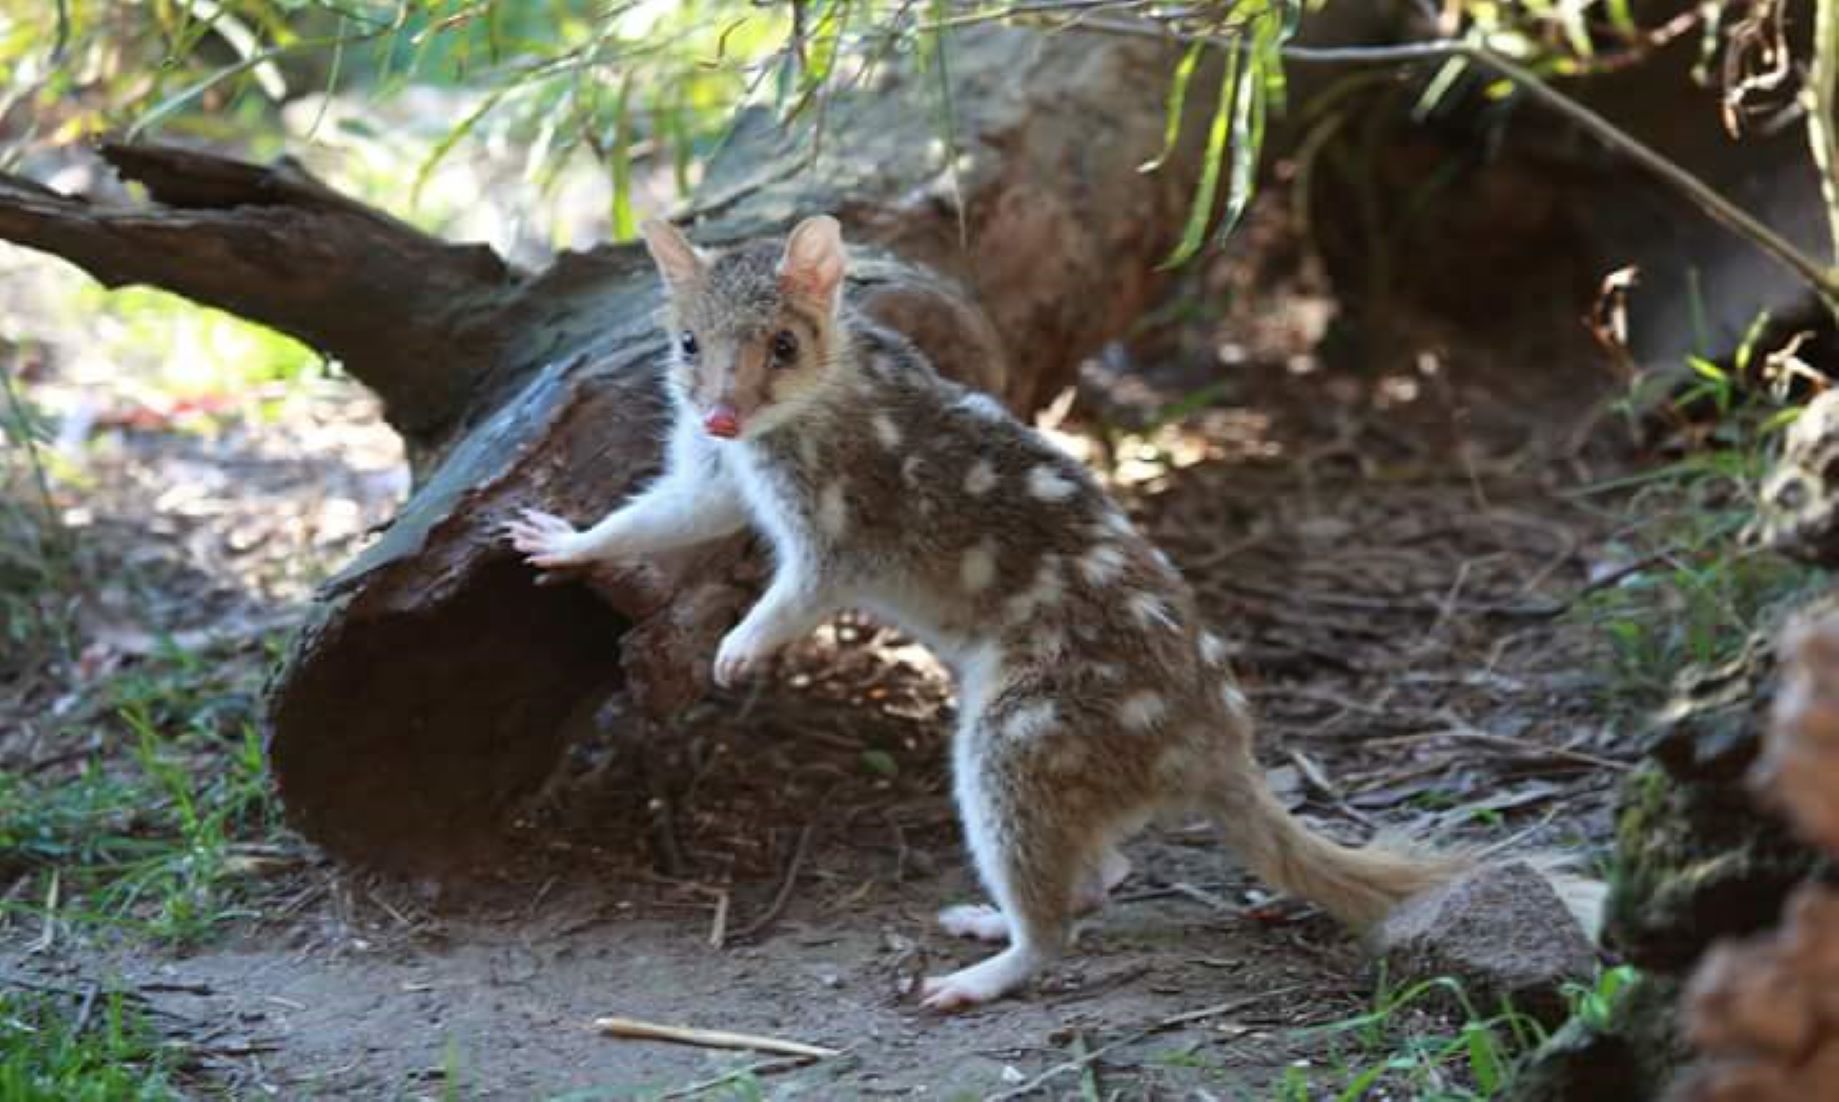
left=592, top=1016, right=840, bottom=1059
left=729, top=820, right=816, bottom=944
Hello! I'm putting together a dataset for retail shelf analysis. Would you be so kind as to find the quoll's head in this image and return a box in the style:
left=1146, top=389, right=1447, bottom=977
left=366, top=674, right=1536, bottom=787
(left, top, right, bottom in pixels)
left=640, top=215, right=849, bottom=441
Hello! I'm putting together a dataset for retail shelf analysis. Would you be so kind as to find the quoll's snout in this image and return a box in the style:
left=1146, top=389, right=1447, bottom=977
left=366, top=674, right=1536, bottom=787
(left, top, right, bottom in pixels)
left=703, top=403, right=742, bottom=439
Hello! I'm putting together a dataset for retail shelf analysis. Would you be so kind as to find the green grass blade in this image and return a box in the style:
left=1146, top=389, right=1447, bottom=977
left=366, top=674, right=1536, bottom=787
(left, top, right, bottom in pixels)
left=1160, top=41, right=1241, bottom=269
left=1139, top=40, right=1205, bottom=174
left=411, top=84, right=509, bottom=210
left=609, top=77, right=636, bottom=240
left=1216, top=21, right=1268, bottom=239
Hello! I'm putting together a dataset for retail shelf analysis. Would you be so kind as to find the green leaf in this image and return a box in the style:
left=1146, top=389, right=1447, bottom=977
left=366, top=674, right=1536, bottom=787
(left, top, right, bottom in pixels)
left=608, top=77, right=636, bottom=241
left=1606, top=0, right=1638, bottom=36
left=1465, top=1022, right=1501, bottom=1092
left=1138, top=40, right=1205, bottom=175
left=1413, top=56, right=1470, bottom=121
left=411, top=84, right=509, bottom=211
left=1557, top=0, right=1594, bottom=59
left=1216, top=18, right=1270, bottom=239
left=1733, top=309, right=1772, bottom=373
left=1761, top=405, right=1805, bottom=435
left=860, top=749, right=898, bottom=778
left=1159, top=41, right=1241, bottom=269
left=1686, top=355, right=1728, bottom=383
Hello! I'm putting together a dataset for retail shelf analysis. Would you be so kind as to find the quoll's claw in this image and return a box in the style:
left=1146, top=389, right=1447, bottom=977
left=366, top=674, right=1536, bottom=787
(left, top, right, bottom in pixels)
left=918, top=976, right=983, bottom=1013
left=712, top=629, right=772, bottom=688
left=712, top=648, right=756, bottom=689
left=504, top=508, right=585, bottom=568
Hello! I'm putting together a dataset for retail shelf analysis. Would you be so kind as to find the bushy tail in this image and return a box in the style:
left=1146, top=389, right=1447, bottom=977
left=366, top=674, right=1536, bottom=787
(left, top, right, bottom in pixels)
left=1214, top=784, right=1472, bottom=929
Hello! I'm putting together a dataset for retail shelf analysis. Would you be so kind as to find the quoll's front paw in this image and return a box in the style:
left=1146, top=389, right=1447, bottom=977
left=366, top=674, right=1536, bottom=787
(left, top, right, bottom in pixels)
left=503, top=508, right=588, bottom=569
left=712, top=631, right=769, bottom=688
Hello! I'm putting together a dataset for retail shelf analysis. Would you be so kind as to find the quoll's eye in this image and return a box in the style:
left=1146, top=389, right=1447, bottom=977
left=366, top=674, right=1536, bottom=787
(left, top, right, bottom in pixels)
left=678, top=331, right=699, bottom=357
left=770, top=329, right=799, bottom=364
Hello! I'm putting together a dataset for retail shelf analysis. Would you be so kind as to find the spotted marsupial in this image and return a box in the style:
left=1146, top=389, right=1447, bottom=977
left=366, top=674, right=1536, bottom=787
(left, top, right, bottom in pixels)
left=507, top=215, right=1477, bottom=1011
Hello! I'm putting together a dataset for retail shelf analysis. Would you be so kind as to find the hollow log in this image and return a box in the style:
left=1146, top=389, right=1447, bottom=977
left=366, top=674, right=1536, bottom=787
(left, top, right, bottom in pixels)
left=0, top=26, right=1208, bottom=870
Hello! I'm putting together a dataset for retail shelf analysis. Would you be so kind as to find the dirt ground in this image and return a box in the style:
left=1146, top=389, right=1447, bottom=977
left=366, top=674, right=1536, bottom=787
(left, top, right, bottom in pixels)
left=1, top=212, right=1639, bottom=1099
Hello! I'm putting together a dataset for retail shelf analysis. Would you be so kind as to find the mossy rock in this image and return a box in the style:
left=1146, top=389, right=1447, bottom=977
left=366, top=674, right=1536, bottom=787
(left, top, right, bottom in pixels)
left=1606, top=761, right=1818, bottom=972
left=1604, top=645, right=1821, bottom=973
left=1505, top=973, right=1688, bottom=1102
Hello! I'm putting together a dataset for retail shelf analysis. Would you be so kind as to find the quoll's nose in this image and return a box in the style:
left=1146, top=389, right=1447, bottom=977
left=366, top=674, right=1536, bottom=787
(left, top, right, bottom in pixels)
left=703, top=404, right=741, bottom=439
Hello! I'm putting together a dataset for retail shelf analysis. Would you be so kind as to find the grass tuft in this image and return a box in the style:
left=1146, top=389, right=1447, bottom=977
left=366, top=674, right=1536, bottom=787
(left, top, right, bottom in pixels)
left=0, top=988, right=185, bottom=1101
left=1, top=646, right=288, bottom=949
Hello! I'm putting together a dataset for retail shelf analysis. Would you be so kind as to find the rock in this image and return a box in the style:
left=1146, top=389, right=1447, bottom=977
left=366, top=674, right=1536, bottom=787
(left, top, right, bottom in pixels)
left=1605, top=642, right=1823, bottom=973
left=1607, top=761, right=1818, bottom=973
left=1520, top=602, right=1836, bottom=1099
left=1667, top=884, right=1839, bottom=1102
left=1757, top=390, right=1839, bottom=568
left=1373, top=860, right=1597, bottom=1026
left=1666, top=607, right=1839, bottom=1101
left=1504, top=973, right=1691, bottom=1102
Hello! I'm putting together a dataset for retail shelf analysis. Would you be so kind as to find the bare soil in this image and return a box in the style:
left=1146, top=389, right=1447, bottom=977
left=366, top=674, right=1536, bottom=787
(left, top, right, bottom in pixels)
left=2, top=220, right=1636, bottom=1099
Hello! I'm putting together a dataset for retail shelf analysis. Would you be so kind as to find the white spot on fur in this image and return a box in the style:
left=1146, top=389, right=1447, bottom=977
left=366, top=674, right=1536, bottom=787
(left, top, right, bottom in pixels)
left=798, top=434, right=820, bottom=468
left=959, top=392, right=1007, bottom=420
left=1079, top=544, right=1127, bottom=586
left=1005, top=555, right=1065, bottom=622
left=1220, top=682, right=1249, bottom=714
left=1091, top=662, right=1123, bottom=681
left=1001, top=700, right=1057, bottom=741
left=1032, top=627, right=1065, bottom=659
left=818, top=482, right=849, bottom=538
left=1130, top=592, right=1179, bottom=631
left=1200, top=631, right=1228, bottom=665
left=872, top=414, right=903, bottom=449
left=1119, top=690, right=1167, bottom=730
left=901, top=454, right=924, bottom=486
left=964, top=459, right=997, bottom=496
left=960, top=541, right=998, bottom=593
left=1102, top=511, right=1134, bottom=538
left=1027, top=464, right=1077, bottom=502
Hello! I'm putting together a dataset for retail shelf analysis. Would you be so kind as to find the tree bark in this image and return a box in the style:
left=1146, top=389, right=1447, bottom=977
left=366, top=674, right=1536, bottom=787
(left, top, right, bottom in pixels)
left=1, top=26, right=1206, bottom=871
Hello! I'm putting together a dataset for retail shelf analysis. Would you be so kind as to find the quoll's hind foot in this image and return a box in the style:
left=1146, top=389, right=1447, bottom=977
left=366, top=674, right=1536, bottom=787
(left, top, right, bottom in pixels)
left=935, top=850, right=1132, bottom=944
left=919, top=946, right=1042, bottom=1012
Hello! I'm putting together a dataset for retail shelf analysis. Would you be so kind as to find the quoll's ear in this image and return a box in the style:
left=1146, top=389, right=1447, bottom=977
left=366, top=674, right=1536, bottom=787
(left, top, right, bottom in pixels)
left=640, top=217, right=707, bottom=288
left=777, top=215, right=847, bottom=312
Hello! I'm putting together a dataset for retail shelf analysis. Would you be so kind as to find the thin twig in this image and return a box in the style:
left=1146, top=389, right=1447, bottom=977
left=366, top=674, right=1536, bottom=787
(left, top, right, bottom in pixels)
left=70, top=982, right=99, bottom=1038
left=592, top=1016, right=840, bottom=1058
left=1389, top=712, right=1633, bottom=773
left=708, top=890, right=730, bottom=949
left=987, top=984, right=1306, bottom=1101
left=731, top=820, right=816, bottom=943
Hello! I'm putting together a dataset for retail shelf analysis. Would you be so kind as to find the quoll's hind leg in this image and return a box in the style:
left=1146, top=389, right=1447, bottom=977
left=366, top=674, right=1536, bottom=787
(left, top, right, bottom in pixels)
left=938, top=845, right=1132, bottom=944
left=921, top=768, right=1089, bottom=1011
